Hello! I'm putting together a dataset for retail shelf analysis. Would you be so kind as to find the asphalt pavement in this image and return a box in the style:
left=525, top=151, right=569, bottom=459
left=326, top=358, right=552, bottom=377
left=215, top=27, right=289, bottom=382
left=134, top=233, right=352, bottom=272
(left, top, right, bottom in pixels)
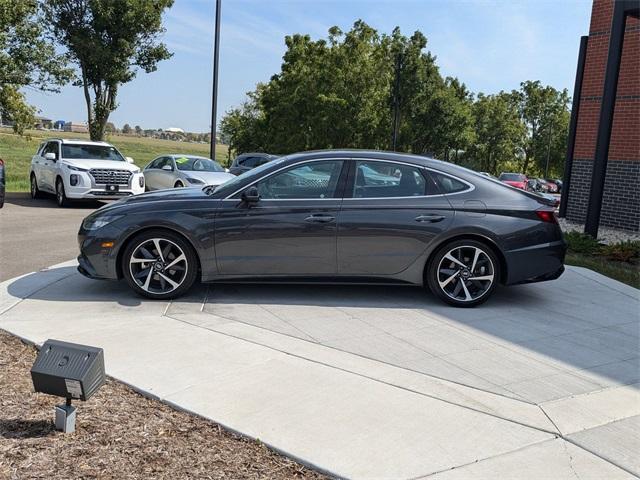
left=0, top=193, right=103, bottom=281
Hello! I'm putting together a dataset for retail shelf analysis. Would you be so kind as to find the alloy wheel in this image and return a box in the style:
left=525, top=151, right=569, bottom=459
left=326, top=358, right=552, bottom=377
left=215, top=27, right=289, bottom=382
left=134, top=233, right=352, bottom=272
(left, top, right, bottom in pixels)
left=128, top=238, right=188, bottom=294
left=436, top=245, right=495, bottom=303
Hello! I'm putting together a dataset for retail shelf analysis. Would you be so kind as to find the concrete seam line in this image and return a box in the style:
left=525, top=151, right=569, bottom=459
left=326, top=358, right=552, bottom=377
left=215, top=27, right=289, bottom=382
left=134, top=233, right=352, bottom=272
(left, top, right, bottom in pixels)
left=408, top=437, right=560, bottom=480
left=163, top=312, right=560, bottom=436
left=568, top=266, right=639, bottom=300
left=537, top=404, right=564, bottom=436
left=561, top=436, right=640, bottom=479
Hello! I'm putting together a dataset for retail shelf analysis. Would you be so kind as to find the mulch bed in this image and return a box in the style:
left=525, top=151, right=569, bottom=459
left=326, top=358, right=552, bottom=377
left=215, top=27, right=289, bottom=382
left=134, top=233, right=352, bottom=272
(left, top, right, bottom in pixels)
left=0, top=330, right=329, bottom=479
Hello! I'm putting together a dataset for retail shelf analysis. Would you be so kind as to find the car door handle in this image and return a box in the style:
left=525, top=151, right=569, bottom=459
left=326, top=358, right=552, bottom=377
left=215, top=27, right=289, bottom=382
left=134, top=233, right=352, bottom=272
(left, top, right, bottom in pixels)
left=415, top=214, right=445, bottom=223
left=305, top=214, right=335, bottom=223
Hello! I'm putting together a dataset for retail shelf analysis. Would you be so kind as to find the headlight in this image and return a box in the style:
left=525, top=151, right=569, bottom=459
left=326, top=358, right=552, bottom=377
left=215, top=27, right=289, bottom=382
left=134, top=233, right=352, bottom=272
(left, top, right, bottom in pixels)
left=131, top=167, right=141, bottom=173
left=65, top=164, right=89, bottom=172
left=82, top=214, right=123, bottom=231
left=186, top=177, right=204, bottom=185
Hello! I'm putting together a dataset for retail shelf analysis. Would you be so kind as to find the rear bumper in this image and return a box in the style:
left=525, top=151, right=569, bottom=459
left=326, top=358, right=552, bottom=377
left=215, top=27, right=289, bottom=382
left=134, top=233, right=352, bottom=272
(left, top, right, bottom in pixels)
left=504, top=239, right=567, bottom=285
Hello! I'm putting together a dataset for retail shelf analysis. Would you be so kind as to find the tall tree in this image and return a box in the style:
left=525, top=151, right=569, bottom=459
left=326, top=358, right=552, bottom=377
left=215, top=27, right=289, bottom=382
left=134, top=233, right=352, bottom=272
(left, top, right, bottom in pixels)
left=0, top=0, right=71, bottom=134
left=43, top=0, right=174, bottom=140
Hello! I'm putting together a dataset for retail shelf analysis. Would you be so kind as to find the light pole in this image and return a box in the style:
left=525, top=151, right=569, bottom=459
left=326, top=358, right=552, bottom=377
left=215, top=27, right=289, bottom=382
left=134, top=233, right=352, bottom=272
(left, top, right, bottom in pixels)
left=209, top=0, right=222, bottom=162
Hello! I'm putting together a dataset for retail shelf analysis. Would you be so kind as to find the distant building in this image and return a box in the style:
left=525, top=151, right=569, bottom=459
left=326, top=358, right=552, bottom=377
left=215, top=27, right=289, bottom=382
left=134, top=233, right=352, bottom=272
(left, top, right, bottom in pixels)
left=34, top=116, right=53, bottom=129
left=165, top=127, right=185, bottom=134
left=53, top=120, right=66, bottom=130
left=64, top=122, right=89, bottom=133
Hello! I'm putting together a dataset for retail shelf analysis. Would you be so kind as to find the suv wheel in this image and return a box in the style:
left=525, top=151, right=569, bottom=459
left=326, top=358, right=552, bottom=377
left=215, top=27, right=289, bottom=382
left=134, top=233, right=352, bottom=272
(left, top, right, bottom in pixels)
left=427, top=239, right=499, bottom=307
left=122, top=230, right=198, bottom=300
left=55, top=178, right=71, bottom=207
left=174, top=181, right=184, bottom=188
left=30, top=174, right=43, bottom=199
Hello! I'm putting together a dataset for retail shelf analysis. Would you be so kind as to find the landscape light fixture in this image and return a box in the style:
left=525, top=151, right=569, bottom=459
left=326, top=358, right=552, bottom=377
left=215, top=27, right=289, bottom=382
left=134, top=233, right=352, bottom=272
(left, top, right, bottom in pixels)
left=30, top=339, right=105, bottom=433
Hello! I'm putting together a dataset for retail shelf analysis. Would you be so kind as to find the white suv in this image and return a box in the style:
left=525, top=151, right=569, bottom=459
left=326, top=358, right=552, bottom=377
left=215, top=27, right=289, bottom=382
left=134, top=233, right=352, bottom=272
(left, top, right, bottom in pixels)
left=30, top=138, right=145, bottom=206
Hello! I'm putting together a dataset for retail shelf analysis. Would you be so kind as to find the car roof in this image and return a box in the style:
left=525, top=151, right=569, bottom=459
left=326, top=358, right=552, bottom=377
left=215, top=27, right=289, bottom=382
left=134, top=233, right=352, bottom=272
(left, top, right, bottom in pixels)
left=166, top=154, right=211, bottom=159
left=45, top=138, right=113, bottom=146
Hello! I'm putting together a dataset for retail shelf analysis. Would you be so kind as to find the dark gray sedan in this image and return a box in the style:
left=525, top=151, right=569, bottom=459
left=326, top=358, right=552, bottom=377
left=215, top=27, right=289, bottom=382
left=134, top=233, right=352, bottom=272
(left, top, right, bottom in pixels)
left=77, top=150, right=566, bottom=307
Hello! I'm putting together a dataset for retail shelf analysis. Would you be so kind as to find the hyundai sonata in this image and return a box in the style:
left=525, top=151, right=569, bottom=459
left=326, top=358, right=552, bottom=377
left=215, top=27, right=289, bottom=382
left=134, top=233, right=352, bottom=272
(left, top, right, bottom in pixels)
left=77, top=150, right=566, bottom=307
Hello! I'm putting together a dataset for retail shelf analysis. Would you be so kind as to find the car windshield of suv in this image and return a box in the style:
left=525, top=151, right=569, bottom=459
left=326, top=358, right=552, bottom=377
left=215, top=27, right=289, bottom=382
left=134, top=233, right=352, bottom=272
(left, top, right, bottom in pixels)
left=175, top=156, right=224, bottom=172
left=499, top=173, right=525, bottom=181
left=62, top=144, right=125, bottom=161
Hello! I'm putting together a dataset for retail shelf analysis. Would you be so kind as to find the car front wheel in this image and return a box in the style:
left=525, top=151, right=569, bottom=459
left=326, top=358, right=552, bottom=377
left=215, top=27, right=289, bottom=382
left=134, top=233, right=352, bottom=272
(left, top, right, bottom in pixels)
left=56, top=178, right=71, bottom=207
left=122, top=230, right=198, bottom=300
left=427, top=239, right=499, bottom=307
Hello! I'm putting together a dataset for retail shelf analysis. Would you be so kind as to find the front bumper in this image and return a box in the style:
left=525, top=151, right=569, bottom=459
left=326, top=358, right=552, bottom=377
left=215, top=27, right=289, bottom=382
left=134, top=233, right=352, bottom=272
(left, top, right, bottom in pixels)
left=504, top=239, right=567, bottom=285
left=64, top=171, right=145, bottom=200
left=77, top=227, right=122, bottom=280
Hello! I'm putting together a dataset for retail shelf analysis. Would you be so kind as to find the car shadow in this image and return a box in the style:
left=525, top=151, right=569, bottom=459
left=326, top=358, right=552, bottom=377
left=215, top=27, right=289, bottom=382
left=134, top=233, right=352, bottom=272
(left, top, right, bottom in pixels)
left=4, top=192, right=104, bottom=209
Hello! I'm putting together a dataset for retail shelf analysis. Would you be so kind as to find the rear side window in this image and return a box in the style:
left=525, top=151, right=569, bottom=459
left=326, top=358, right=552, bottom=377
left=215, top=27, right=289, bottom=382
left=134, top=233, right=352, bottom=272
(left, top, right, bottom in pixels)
left=429, top=171, right=471, bottom=194
left=353, top=161, right=432, bottom=198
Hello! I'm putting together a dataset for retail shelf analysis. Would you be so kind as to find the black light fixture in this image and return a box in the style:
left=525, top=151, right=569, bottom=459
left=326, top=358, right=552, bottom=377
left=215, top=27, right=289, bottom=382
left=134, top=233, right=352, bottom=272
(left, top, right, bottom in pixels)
left=31, top=339, right=105, bottom=433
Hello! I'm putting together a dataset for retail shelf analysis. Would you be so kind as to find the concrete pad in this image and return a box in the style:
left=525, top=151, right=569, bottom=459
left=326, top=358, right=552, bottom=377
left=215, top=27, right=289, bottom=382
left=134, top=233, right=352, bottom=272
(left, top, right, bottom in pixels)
left=541, top=384, right=640, bottom=435
left=567, top=416, right=640, bottom=477
left=429, top=438, right=633, bottom=480
left=1, top=261, right=638, bottom=478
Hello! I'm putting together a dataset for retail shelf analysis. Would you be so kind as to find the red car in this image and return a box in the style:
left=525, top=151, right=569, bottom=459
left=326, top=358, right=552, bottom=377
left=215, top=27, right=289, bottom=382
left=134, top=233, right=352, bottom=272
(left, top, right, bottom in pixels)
left=498, top=172, right=528, bottom=190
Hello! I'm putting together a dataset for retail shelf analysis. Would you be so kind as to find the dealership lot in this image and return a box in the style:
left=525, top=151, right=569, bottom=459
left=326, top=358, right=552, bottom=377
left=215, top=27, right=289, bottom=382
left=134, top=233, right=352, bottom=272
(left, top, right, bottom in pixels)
left=0, top=254, right=637, bottom=478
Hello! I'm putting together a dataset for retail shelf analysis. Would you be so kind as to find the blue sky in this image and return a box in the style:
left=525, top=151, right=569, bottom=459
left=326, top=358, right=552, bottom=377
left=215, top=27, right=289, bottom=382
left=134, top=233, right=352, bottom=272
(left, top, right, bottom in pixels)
left=26, top=0, right=592, bottom=132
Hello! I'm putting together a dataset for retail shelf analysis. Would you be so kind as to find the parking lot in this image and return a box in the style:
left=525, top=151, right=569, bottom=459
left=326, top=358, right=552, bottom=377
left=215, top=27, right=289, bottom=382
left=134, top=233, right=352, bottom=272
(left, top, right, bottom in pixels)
left=0, top=195, right=637, bottom=479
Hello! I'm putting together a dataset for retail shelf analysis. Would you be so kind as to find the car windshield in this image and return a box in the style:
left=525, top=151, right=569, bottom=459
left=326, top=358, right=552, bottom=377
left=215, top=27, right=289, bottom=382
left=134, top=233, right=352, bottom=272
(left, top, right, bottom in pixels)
left=499, top=173, right=525, bottom=181
left=62, top=144, right=125, bottom=161
left=208, top=156, right=289, bottom=195
left=175, top=156, right=224, bottom=172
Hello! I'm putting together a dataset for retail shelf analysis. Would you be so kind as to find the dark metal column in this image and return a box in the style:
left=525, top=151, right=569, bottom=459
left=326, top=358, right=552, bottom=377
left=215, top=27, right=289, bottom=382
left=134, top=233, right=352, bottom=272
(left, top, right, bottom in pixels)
left=209, top=0, right=222, bottom=162
left=559, top=35, right=588, bottom=218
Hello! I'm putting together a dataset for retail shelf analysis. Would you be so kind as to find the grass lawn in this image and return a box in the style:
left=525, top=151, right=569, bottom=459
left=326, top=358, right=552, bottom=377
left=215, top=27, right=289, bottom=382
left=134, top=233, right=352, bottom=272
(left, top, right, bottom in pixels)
left=0, top=128, right=230, bottom=192
left=565, top=252, right=639, bottom=290
left=0, top=330, right=326, bottom=479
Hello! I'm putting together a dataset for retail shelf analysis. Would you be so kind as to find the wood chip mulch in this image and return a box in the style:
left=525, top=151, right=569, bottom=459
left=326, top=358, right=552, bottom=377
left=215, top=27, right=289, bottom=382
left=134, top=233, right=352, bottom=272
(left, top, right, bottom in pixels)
left=0, top=330, right=330, bottom=479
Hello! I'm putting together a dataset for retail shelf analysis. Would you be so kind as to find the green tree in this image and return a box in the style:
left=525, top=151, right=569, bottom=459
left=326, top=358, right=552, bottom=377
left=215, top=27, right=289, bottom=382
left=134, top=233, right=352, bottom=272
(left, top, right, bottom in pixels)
left=43, top=0, right=174, bottom=141
left=134, top=124, right=141, bottom=135
left=513, top=80, right=570, bottom=175
left=0, top=0, right=71, bottom=134
left=122, top=123, right=131, bottom=134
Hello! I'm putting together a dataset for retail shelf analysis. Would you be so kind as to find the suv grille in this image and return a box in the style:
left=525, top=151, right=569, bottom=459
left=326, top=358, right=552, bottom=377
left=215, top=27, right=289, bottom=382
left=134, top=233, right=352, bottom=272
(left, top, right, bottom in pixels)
left=90, top=169, right=131, bottom=185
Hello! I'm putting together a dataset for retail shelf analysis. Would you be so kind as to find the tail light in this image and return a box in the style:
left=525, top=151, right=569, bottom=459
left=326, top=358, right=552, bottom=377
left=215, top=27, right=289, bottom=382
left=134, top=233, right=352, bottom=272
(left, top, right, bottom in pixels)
left=0, top=158, right=4, bottom=167
left=536, top=210, right=558, bottom=224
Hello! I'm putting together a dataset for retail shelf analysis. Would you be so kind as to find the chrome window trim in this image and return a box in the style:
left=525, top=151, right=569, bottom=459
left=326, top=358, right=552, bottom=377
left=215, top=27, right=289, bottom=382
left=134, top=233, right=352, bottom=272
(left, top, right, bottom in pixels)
left=224, top=157, right=475, bottom=201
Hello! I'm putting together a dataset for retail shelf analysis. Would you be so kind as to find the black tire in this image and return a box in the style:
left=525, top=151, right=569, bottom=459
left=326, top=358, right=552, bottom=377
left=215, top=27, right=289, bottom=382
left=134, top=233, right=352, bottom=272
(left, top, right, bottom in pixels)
left=55, top=177, right=71, bottom=207
left=426, top=239, right=500, bottom=308
left=122, top=229, right=198, bottom=300
left=174, top=181, right=184, bottom=188
left=30, top=173, right=43, bottom=199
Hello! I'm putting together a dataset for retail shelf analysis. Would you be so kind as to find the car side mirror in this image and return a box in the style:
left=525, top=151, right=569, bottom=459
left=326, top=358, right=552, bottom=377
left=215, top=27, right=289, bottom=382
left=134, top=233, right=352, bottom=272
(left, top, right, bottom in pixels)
left=161, top=165, right=173, bottom=171
left=44, top=152, right=56, bottom=161
left=242, top=186, right=260, bottom=204
left=126, top=156, right=134, bottom=164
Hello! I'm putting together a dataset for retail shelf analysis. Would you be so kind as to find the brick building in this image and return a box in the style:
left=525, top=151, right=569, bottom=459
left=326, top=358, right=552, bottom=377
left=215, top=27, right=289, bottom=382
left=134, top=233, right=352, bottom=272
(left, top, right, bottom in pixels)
left=561, top=0, right=639, bottom=233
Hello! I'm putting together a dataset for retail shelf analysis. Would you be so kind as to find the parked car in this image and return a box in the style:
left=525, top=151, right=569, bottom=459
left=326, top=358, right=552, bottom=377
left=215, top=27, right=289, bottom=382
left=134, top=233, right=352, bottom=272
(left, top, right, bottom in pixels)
left=143, top=155, right=235, bottom=191
left=498, top=172, right=528, bottom=190
left=0, top=157, right=4, bottom=208
left=77, top=150, right=566, bottom=308
left=545, top=179, right=562, bottom=193
left=228, top=153, right=278, bottom=176
left=30, top=138, right=144, bottom=207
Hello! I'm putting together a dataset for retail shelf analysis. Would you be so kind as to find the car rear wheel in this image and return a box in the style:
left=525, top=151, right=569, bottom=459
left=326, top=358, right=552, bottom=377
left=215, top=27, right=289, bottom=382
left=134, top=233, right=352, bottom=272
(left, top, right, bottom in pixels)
left=174, top=181, right=184, bottom=188
left=427, top=239, right=499, bottom=307
left=30, top=174, right=43, bottom=199
left=55, top=178, right=71, bottom=207
left=122, top=230, right=198, bottom=300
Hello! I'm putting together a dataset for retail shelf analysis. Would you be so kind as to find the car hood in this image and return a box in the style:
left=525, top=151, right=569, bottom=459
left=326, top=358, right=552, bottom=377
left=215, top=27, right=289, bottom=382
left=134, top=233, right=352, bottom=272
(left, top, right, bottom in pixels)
left=185, top=171, right=235, bottom=185
left=63, top=159, right=140, bottom=171
left=95, top=186, right=209, bottom=214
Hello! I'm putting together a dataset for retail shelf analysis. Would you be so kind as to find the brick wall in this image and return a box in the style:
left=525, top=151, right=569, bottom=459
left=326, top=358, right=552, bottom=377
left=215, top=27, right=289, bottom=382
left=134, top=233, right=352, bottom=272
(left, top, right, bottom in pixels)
left=566, top=0, right=640, bottom=232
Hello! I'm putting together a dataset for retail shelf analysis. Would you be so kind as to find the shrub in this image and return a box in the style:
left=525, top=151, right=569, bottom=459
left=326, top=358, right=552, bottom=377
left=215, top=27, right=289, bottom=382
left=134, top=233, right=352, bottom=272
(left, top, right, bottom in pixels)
left=564, top=231, right=603, bottom=256
left=600, top=240, right=640, bottom=263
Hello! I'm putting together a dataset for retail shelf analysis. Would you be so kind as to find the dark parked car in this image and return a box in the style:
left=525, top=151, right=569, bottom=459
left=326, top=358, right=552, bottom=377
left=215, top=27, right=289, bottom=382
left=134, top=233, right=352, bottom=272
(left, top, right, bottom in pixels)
left=77, top=150, right=566, bottom=307
left=228, top=153, right=278, bottom=176
left=0, top=157, right=4, bottom=208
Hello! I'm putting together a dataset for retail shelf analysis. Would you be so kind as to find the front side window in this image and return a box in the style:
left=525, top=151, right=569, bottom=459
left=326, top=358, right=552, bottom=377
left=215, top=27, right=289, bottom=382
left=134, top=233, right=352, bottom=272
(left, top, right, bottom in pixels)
left=257, top=161, right=344, bottom=199
left=62, top=144, right=125, bottom=161
left=175, top=156, right=224, bottom=172
left=43, top=142, right=59, bottom=159
left=353, top=161, right=428, bottom=198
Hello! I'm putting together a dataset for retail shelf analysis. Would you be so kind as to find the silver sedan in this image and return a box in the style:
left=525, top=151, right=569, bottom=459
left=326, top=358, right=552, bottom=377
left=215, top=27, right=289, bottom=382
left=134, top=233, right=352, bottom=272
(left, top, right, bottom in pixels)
left=143, top=155, right=235, bottom=190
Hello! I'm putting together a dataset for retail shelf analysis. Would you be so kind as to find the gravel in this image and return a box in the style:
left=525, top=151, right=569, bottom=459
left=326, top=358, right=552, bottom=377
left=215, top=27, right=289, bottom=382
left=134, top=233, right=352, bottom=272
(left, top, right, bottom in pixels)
left=0, top=330, right=329, bottom=480
left=558, top=218, right=640, bottom=245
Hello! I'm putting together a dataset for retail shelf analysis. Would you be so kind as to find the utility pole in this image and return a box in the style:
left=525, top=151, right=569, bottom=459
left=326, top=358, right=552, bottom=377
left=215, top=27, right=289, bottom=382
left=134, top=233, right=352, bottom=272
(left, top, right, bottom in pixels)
left=544, top=122, right=552, bottom=178
left=209, top=0, right=222, bottom=161
left=391, top=53, right=401, bottom=151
